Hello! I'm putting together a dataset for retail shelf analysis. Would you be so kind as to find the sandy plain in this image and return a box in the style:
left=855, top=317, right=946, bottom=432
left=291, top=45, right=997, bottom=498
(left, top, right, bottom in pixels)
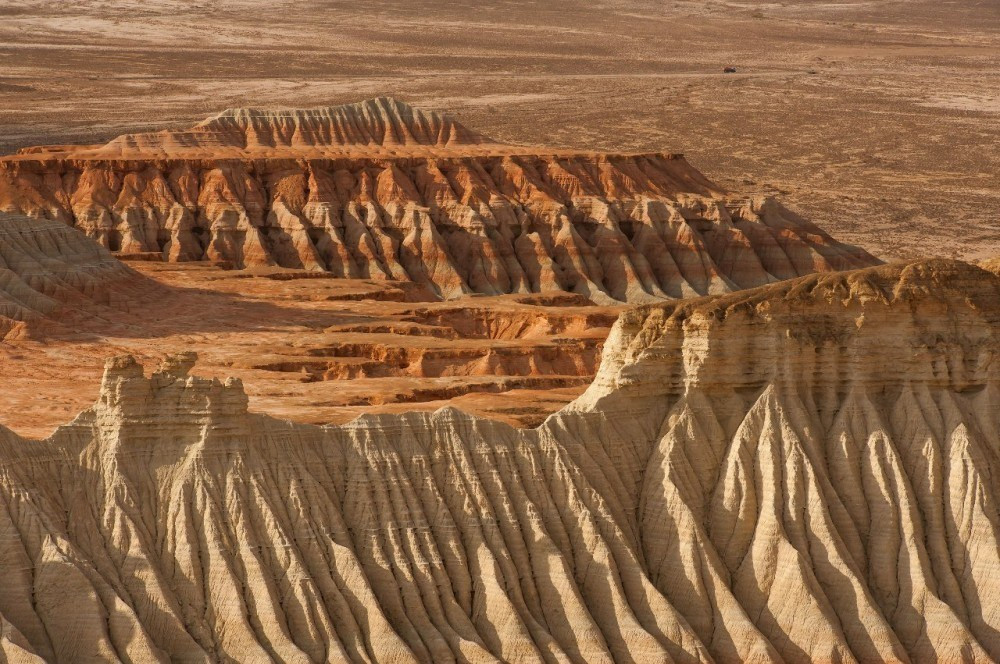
left=0, top=0, right=998, bottom=261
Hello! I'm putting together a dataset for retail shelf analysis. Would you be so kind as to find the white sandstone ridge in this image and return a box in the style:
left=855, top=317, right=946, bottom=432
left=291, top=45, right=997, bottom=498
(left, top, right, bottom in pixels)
left=24, top=97, right=493, bottom=160
left=1, top=258, right=1000, bottom=662
left=0, top=97, right=880, bottom=303
left=0, top=211, right=156, bottom=339
left=577, top=257, right=1000, bottom=405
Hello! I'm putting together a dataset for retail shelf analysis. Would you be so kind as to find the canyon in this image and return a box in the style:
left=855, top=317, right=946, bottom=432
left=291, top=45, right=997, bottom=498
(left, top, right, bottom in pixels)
left=0, top=237, right=618, bottom=437
left=1, top=259, right=999, bottom=662
left=1, top=92, right=996, bottom=664
left=0, top=98, right=881, bottom=438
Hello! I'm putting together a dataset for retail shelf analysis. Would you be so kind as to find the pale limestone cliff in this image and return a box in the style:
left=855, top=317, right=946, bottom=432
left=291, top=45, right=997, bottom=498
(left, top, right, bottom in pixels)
left=0, top=259, right=998, bottom=662
left=0, top=99, right=879, bottom=303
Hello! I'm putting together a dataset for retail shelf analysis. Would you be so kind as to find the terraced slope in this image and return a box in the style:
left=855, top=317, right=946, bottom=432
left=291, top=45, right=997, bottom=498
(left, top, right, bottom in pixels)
left=0, top=258, right=997, bottom=662
left=0, top=99, right=879, bottom=303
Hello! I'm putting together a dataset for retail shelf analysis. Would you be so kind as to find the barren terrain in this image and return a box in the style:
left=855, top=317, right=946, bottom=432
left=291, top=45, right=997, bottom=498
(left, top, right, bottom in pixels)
left=3, top=259, right=1000, bottom=662
left=1, top=0, right=998, bottom=260
left=0, top=252, right=619, bottom=438
left=2, top=2, right=1000, bottom=662
left=0, top=94, right=878, bottom=437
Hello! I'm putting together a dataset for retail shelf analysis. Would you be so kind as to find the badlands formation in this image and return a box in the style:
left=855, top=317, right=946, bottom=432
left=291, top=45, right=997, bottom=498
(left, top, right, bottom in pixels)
left=0, top=259, right=999, bottom=662
left=2, top=97, right=997, bottom=664
left=0, top=2, right=997, bottom=661
left=0, top=98, right=878, bottom=304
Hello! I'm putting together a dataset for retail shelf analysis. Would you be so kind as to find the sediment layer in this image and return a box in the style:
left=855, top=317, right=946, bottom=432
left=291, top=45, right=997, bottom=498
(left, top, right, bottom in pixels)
left=0, top=212, right=155, bottom=339
left=0, top=98, right=880, bottom=303
left=1, top=259, right=998, bottom=662
left=0, top=152, right=877, bottom=303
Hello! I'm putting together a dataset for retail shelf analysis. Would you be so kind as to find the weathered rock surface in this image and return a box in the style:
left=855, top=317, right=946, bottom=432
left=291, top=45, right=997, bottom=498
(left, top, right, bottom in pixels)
left=11, top=97, right=493, bottom=160
left=0, top=98, right=879, bottom=303
left=1, top=258, right=998, bottom=662
left=0, top=211, right=155, bottom=339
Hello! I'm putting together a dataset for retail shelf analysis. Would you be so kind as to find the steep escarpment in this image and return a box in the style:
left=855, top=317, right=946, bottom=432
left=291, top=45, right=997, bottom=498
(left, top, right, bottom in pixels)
left=0, top=98, right=879, bottom=303
left=1, top=259, right=999, bottom=662
left=0, top=212, right=155, bottom=339
left=570, top=259, right=1000, bottom=662
left=579, top=258, right=999, bottom=404
left=0, top=155, right=877, bottom=304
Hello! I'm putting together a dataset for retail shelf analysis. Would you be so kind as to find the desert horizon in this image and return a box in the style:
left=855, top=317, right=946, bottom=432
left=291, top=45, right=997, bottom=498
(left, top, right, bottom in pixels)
left=0, top=2, right=999, bottom=662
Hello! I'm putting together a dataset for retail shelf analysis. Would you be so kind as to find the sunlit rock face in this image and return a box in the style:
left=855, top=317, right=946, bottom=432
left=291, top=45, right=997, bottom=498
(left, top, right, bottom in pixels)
left=0, top=97, right=878, bottom=303
left=1, top=259, right=999, bottom=662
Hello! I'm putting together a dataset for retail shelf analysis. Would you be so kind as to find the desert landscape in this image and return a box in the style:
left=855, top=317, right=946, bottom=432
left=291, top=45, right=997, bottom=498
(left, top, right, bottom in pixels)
left=2, top=0, right=999, bottom=260
left=0, top=1, right=999, bottom=662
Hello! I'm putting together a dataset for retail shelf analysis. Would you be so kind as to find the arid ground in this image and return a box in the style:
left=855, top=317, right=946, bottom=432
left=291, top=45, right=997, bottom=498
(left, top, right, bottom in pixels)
left=0, top=259, right=618, bottom=438
left=1, top=0, right=998, bottom=260
left=3, top=4, right=1000, bottom=661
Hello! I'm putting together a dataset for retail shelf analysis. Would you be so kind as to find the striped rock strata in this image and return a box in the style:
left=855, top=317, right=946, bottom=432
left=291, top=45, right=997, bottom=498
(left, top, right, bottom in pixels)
left=0, top=212, right=156, bottom=339
left=0, top=259, right=998, bottom=662
left=0, top=98, right=878, bottom=303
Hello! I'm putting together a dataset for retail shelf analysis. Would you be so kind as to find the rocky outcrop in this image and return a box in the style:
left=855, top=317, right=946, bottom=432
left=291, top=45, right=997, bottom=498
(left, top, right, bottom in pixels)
left=0, top=98, right=879, bottom=303
left=1, top=258, right=999, bottom=662
left=0, top=157, right=878, bottom=304
left=0, top=212, right=155, bottom=339
left=12, top=97, right=493, bottom=160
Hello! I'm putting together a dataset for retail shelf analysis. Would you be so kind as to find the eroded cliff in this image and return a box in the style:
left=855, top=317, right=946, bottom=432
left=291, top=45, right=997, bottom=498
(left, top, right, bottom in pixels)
left=1, top=259, right=998, bottom=662
left=11, top=97, right=494, bottom=160
left=0, top=99, right=879, bottom=303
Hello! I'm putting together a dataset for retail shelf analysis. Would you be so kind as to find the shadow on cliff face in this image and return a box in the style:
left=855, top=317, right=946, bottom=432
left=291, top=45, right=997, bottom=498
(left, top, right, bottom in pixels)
left=33, top=262, right=438, bottom=342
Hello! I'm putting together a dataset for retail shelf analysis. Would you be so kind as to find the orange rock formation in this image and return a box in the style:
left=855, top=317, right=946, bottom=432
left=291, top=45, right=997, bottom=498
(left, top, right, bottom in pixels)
left=0, top=98, right=879, bottom=303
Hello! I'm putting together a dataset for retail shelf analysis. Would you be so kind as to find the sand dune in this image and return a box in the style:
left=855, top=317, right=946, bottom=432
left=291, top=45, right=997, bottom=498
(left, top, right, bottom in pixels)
left=0, top=258, right=998, bottom=662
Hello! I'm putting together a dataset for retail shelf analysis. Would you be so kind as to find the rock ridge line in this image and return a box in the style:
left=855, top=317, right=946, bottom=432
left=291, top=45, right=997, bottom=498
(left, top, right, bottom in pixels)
left=1, top=259, right=999, bottom=661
